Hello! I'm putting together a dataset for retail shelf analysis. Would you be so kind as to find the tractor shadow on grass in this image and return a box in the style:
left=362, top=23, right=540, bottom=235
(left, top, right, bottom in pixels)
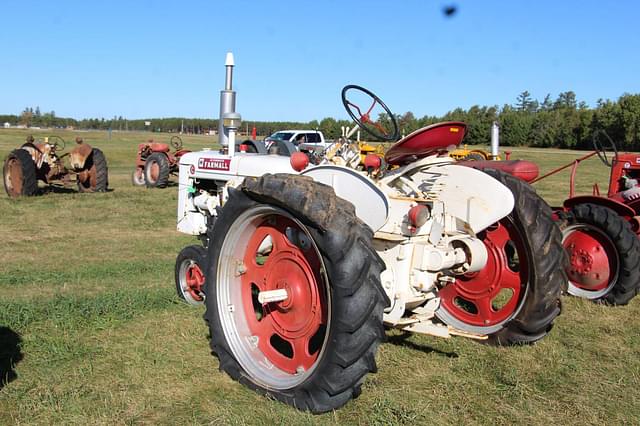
left=386, top=332, right=459, bottom=358
left=0, top=327, right=23, bottom=389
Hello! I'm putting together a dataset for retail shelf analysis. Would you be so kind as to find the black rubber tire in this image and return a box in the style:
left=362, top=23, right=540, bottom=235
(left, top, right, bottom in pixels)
left=562, top=203, right=640, bottom=305
left=144, top=152, right=170, bottom=188
left=3, top=149, right=38, bottom=197
left=131, top=168, right=146, bottom=186
left=78, top=148, right=108, bottom=193
left=204, top=173, right=388, bottom=413
left=463, top=152, right=486, bottom=161
left=483, top=169, right=565, bottom=345
left=175, top=245, right=208, bottom=305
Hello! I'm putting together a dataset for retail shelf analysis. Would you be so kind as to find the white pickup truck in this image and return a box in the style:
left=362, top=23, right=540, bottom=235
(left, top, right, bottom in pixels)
left=264, top=130, right=330, bottom=152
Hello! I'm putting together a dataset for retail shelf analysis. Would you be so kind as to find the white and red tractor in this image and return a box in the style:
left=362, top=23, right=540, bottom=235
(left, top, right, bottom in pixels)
left=174, top=54, right=566, bottom=413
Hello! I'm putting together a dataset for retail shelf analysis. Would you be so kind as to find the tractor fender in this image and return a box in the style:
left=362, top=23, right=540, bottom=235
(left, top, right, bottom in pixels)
left=301, top=165, right=389, bottom=231
left=563, top=195, right=636, bottom=219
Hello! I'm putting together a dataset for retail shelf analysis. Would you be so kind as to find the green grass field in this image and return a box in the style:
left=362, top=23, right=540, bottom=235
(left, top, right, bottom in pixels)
left=1, top=129, right=638, bottom=424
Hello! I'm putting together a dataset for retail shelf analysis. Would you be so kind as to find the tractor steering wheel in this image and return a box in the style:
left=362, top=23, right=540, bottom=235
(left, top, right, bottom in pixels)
left=48, top=135, right=66, bottom=152
left=170, top=136, right=183, bottom=150
left=341, top=85, right=399, bottom=141
left=592, top=130, right=618, bottom=167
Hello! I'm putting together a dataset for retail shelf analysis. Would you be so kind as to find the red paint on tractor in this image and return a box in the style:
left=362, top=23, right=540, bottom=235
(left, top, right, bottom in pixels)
left=385, top=121, right=467, bottom=166
left=563, top=228, right=614, bottom=291
left=364, top=153, right=382, bottom=170
left=290, top=152, right=309, bottom=171
left=185, top=263, right=205, bottom=301
left=459, top=160, right=540, bottom=183
left=438, top=220, right=526, bottom=327
left=240, top=215, right=326, bottom=374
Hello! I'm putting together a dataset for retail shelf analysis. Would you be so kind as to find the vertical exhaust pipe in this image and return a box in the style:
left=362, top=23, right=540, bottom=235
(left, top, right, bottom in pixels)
left=219, top=52, right=236, bottom=148
left=490, top=121, right=500, bottom=159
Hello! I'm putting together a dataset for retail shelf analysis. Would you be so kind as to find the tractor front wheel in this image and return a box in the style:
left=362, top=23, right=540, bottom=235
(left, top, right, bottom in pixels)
left=436, top=169, right=565, bottom=345
left=204, top=174, right=387, bottom=413
left=562, top=203, right=640, bottom=305
left=131, top=168, right=146, bottom=186
left=77, top=148, right=108, bottom=193
left=144, top=153, right=170, bottom=188
left=175, top=245, right=207, bottom=305
left=3, top=149, right=38, bottom=197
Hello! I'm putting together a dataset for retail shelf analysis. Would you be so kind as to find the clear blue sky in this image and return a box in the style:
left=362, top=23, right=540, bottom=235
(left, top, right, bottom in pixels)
left=1, top=0, right=638, bottom=122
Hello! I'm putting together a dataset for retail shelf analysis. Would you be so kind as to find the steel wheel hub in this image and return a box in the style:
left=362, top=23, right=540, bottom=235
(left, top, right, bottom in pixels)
left=563, top=223, right=618, bottom=298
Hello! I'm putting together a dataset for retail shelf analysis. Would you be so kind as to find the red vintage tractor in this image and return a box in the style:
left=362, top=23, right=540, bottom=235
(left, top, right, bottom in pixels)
left=529, top=132, right=640, bottom=305
left=3, top=135, right=108, bottom=197
left=132, top=136, right=190, bottom=188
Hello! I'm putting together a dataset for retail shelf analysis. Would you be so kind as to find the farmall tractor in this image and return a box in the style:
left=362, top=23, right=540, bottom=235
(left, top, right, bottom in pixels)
left=3, top=135, right=108, bottom=197
left=132, top=136, right=190, bottom=188
left=529, top=133, right=640, bottom=305
left=173, top=54, right=566, bottom=413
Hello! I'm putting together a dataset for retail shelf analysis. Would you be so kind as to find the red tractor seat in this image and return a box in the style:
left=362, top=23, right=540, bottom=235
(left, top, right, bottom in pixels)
left=385, top=122, right=467, bottom=166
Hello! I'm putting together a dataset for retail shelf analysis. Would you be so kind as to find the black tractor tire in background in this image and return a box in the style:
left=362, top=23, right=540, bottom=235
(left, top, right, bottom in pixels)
left=144, top=152, right=170, bottom=188
left=78, top=148, right=108, bottom=193
left=204, top=174, right=388, bottom=413
left=175, top=245, right=208, bottom=305
left=3, top=149, right=38, bottom=197
left=562, top=203, right=640, bottom=305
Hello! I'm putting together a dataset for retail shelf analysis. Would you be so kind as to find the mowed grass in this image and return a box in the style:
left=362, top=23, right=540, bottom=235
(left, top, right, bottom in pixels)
left=1, top=128, right=639, bottom=424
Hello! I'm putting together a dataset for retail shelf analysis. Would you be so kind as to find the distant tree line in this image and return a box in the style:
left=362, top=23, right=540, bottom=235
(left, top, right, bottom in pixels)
left=3, top=91, right=639, bottom=150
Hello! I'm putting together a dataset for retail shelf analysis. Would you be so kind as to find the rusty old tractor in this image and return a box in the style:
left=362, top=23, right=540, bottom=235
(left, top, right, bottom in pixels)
left=528, top=132, right=640, bottom=305
left=3, top=135, right=108, bottom=197
left=172, top=54, right=566, bottom=413
left=132, top=136, right=190, bottom=188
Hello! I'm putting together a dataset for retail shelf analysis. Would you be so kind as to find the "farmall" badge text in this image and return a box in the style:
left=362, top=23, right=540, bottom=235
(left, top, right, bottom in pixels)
left=198, top=157, right=231, bottom=171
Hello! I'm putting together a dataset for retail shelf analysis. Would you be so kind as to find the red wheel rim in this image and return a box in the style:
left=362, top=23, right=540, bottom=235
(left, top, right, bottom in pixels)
left=149, top=162, right=160, bottom=181
left=563, top=226, right=616, bottom=292
left=240, top=215, right=327, bottom=374
left=185, top=262, right=205, bottom=301
left=439, top=220, right=528, bottom=328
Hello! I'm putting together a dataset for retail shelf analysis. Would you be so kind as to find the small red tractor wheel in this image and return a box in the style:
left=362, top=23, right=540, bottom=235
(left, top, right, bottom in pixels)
left=77, top=148, right=108, bottom=193
left=204, top=174, right=387, bottom=413
left=175, top=245, right=207, bottom=305
left=144, top=152, right=170, bottom=188
left=131, top=168, right=146, bottom=186
left=562, top=203, right=640, bottom=305
left=3, top=149, right=38, bottom=197
left=436, top=169, right=564, bottom=344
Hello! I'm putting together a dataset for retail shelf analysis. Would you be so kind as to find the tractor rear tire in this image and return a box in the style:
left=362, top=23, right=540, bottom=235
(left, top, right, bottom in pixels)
left=144, top=152, right=170, bottom=188
left=436, top=169, right=565, bottom=345
left=131, top=168, right=146, bottom=186
left=3, top=149, right=38, bottom=197
left=175, top=245, right=207, bottom=305
left=78, top=148, right=108, bottom=193
left=562, top=203, right=640, bottom=305
left=204, top=174, right=388, bottom=413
